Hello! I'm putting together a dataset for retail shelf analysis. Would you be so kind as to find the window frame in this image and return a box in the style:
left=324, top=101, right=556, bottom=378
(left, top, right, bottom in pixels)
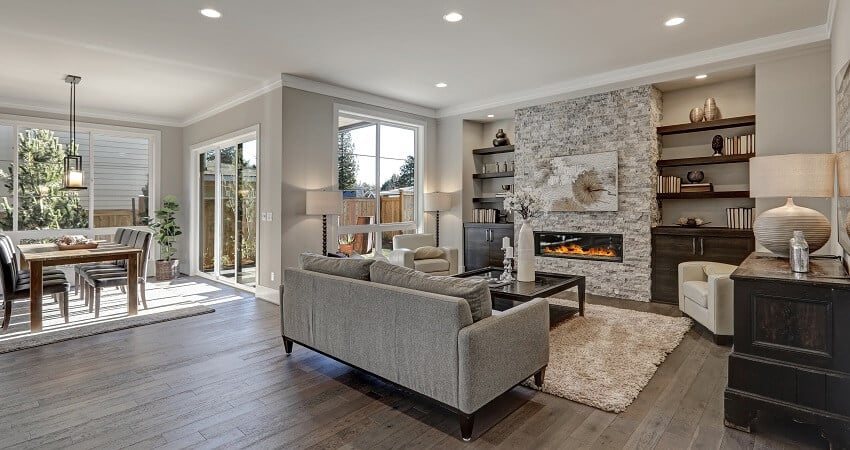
left=334, top=105, right=424, bottom=241
left=0, top=113, right=160, bottom=241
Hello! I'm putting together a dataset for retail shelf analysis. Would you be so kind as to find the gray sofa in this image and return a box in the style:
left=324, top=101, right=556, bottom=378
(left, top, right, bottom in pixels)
left=281, top=260, right=550, bottom=441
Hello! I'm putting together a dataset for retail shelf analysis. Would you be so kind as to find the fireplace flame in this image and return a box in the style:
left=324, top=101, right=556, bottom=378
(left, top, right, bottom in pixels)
left=543, top=243, right=618, bottom=258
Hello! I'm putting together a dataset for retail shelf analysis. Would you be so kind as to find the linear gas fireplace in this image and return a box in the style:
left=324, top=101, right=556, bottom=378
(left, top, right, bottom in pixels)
left=534, top=232, right=624, bottom=263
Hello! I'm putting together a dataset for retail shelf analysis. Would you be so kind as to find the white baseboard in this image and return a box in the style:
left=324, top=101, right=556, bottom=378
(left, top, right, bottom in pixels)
left=255, top=285, right=279, bottom=305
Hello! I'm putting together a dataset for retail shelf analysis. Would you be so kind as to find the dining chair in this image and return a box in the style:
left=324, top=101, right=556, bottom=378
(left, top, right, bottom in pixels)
left=80, top=230, right=152, bottom=318
left=0, top=238, right=71, bottom=330
left=74, top=227, right=130, bottom=297
left=0, top=235, right=67, bottom=305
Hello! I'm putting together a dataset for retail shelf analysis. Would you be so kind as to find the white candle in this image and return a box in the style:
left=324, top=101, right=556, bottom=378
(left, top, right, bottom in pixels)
left=68, top=170, right=83, bottom=187
left=502, top=236, right=510, bottom=249
left=506, top=246, right=513, bottom=258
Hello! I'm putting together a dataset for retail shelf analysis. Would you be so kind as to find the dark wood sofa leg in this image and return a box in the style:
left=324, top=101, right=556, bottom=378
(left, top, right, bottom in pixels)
left=459, top=412, right=475, bottom=442
left=283, top=337, right=293, bottom=354
left=534, top=366, right=547, bottom=388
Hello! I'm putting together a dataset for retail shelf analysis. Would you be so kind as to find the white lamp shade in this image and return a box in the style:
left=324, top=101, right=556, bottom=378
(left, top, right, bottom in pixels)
left=306, top=190, right=342, bottom=215
left=424, top=192, right=452, bottom=212
left=837, top=151, right=850, bottom=196
left=749, top=153, right=835, bottom=198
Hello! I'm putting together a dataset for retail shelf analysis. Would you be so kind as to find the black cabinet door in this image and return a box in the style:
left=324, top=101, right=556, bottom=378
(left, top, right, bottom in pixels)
left=699, top=236, right=754, bottom=265
left=464, top=227, right=491, bottom=270
left=488, top=227, right=514, bottom=268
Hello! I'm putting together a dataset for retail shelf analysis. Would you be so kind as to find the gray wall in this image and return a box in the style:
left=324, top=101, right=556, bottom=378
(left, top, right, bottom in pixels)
left=182, top=87, right=282, bottom=293
left=514, top=85, right=662, bottom=301
left=755, top=48, right=834, bottom=254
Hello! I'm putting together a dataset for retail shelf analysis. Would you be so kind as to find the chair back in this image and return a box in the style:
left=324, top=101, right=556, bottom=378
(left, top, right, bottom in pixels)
left=134, top=230, right=153, bottom=279
left=113, top=227, right=129, bottom=244
left=0, top=235, right=22, bottom=279
left=0, top=235, right=19, bottom=297
left=392, top=234, right=435, bottom=251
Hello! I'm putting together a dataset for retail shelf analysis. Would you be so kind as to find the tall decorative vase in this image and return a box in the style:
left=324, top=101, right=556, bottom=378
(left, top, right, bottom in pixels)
left=516, top=219, right=536, bottom=282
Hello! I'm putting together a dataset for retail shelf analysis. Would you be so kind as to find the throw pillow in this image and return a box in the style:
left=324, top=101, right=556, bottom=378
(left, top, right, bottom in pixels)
left=703, top=265, right=733, bottom=277
left=413, top=246, right=445, bottom=260
left=299, top=253, right=375, bottom=281
left=369, top=261, right=492, bottom=322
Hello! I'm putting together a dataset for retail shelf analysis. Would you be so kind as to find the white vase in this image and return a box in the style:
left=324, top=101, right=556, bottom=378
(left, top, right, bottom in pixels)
left=517, top=219, right=535, bottom=282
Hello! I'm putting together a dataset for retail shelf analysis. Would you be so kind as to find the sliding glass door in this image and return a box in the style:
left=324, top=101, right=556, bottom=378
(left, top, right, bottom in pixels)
left=197, top=138, right=257, bottom=289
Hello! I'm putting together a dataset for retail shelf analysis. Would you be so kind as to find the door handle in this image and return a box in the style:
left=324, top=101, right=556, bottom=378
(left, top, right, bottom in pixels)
left=700, top=238, right=704, bottom=255
left=692, top=237, right=696, bottom=255
left=488, top=229, right=493, bottom=242
left=485, top=229, right=491, bottom=242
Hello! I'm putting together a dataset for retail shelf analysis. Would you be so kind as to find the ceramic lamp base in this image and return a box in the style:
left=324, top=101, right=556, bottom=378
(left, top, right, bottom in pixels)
left=753, top=198, right=830, bottom=256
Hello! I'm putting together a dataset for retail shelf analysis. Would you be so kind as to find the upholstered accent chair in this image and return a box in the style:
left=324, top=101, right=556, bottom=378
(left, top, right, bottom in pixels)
left=389, top=233, right=458, bottom=275
left=678, top=261, right=737, bottom=344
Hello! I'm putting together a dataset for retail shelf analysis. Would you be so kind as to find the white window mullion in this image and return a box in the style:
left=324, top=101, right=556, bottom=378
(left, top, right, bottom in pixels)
left=88, top=132, right=95, bottom=229
left=12, top=125, right=18, bottom=231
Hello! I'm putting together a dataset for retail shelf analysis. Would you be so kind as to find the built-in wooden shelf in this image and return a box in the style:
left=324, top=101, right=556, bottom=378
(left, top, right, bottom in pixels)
left=657, top=153, right=754, bottom=168
left=656, top=115, right=756, bottom=136
left=657, top=190, right=751, bottom=200
left=472, top=197, right=506, bottom=203
left=651, top=226, right=754, bottom=237
left=472, top=145, right=515, bottom=155
left=472, top=171, right=514, bottom=179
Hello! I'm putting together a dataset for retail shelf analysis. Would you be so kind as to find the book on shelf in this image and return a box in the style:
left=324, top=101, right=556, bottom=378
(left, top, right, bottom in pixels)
left=680, top=183, right=713, bottom=193
left=472, top=208, right=499, bottom=223
left=724, top=133, right=756, bottom=156
left=726, top=207, right=754, bottom=229
left=657, top=176, right=681, bottom=194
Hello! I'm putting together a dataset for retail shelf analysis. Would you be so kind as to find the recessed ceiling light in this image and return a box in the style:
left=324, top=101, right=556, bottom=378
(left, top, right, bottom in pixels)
left=200, top=8, right=222, bottom=18
left=443, top=12, right=463, bottom=22
left=487, top=114, right=495, bottom=118
left=435, top=82, right=448, bottom=88
left=695, top=74, right=708, bottom=80
left=665, top=17, right=685, bottom=27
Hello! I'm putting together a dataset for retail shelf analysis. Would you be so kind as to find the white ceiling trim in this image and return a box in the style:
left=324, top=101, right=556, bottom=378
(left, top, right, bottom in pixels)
left=827, top=0, right=838, bottom=37
left=0, top=98, right=183, bottom=128
left=437, top=24, right=830, bottom=118
left=181, top=78, right=283, bottom=127
left=281, top=74, right=437, bottom=118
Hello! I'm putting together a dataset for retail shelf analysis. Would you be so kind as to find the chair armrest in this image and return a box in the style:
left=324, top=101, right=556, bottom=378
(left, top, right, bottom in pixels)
left=440, top=247, right=459, bottom=275
left=708, top=274, right=735, bottom=335
left=457, top=298, right=549, bottom=413
left=388, top=249, right=415, bottom=269
left=678, top=261, right=708, bottom=310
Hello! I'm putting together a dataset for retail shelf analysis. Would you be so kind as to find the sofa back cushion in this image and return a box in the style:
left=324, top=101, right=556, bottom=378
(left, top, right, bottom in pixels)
left=370, top=261, right=492, bottom=322
left=299, top=253, right=374, bottom=280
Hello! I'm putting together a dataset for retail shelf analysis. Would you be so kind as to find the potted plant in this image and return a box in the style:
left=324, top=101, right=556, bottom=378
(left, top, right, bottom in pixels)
left=338, top=234, right=355, bottom=255
left=147, top=195, right=182, bottom=281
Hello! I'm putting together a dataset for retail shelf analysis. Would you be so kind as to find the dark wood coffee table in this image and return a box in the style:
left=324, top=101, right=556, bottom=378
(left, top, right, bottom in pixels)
left=455, top=267, right=586, bottom=326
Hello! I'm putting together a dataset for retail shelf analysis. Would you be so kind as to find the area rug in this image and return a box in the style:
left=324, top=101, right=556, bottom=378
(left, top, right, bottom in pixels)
left=523, top=297, right=692, bottom=413
left=0, top=278, right=223, bottom=354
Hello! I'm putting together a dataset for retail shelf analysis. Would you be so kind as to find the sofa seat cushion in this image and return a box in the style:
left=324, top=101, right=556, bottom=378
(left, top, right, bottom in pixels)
left=683, top=280, right=709, bottom=309
left=414, top=246, right=445, bottom=260
left=413, top=258, right=450, bottom=273
left=370, top=261, right=492, bottom=322
left=299, top=253, right=375, bottom=281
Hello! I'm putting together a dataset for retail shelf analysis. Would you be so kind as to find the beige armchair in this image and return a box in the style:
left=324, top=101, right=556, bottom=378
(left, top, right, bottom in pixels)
left=389, top=234, right=458, bottom=276
left=678, top=261, right=736, bottom=344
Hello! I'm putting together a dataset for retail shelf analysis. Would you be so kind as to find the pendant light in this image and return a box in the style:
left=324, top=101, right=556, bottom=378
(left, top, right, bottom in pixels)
left=63, top=74, right=86, bottom=190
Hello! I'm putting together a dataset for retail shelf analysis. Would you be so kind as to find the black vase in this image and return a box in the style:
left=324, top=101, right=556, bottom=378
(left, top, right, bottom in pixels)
left=686, top=171, right=705, bottom=183
left=492, top=129, right=509, bottom=147
left=711, top=135, right=724, bottom=156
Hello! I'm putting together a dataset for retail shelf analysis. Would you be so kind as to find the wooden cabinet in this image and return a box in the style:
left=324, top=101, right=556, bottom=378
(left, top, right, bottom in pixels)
left=463, top=223, right=513, bottom=270
left=725, top=254, right=850, bottom=448
left=651, top=226, right=754, bottom=303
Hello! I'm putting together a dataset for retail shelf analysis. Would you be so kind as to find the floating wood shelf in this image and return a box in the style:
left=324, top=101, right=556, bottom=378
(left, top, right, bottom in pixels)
left=657, top=153, right=754, bottom=168
left=656, top=115, right=756, bottom=136
left=472, top=145, right=515, bottom=155
left=472, top=171, right=514, bottom=179
left=656, top=190, right=751, bottom=200
left=472, top=197, right=506, bottom=203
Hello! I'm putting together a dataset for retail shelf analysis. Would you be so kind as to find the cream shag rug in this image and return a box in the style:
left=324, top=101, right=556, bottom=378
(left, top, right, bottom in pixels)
left=524, top=297, right=692, bottom=413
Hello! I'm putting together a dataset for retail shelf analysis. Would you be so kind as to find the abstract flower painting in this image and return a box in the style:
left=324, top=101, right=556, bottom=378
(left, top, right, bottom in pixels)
left=532, top=151, right=618, bottom=212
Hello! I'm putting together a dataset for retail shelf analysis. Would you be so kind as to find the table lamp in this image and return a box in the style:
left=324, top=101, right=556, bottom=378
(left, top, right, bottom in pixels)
left=306, top=190, right=342, bottom=256
left=424, top=192, right=451, bottom=246
left=750, top=153, right=835, bottom=255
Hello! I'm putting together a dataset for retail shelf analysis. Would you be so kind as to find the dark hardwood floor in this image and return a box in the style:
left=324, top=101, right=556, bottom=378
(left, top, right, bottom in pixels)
left=0, top=280, right=831, bottom=449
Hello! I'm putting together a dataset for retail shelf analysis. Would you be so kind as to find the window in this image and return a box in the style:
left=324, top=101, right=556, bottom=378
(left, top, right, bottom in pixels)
left=0, top=119, right=154, bottom=235
left=337, top=112, right=420, bottom=253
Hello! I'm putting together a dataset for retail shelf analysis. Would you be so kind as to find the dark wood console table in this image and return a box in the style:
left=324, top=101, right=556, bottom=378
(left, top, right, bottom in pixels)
left=725, top=253, right=850, bottom=447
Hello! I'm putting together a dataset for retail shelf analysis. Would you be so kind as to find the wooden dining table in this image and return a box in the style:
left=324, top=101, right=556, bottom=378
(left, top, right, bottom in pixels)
left=18, top=243, right=143, bottom=333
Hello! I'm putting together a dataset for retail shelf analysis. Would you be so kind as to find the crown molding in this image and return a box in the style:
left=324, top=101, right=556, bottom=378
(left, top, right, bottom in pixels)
left=180, top=78, right=284, bottom=127
left=827, top=0, right=838, bottom=38
left=437, top=24, right=830, bottom=118
left=0, top=99, right=184, bottom=128
left=281, top=74, right=437, bottom=118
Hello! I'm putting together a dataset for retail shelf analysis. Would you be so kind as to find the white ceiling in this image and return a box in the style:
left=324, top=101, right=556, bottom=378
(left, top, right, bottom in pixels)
left=0, top=0, right=831, bottom=126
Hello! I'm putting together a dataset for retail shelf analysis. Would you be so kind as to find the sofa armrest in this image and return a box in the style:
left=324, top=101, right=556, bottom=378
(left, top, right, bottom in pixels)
left=457, top=298, right=549, bottom=413
left=389, top=249, right=415, bottom=269
left=441, top=247, right=459, bottom=275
